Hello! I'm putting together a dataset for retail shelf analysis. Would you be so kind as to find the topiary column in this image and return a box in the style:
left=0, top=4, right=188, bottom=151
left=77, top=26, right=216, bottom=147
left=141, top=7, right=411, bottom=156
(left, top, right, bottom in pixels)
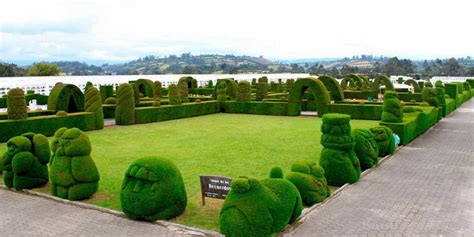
left=217, top=83, right=228, bottom=102
left=369, top=126, right=396, bottom=157
left=120, top=157, right=187, bottom=221
left=168, top=84, right=181, bottom=105
left=7, top=88, right=28, bottom=120
left=256, top=77, right=268, bottom=101
left=131, top=83, right=140, bottom=104
left=208, top=80, right=213, bottom=88
left=178, top=81, right=189, bottom=103
left=381, top=91, right=403, bottom=123
left=116, top=83, right=135, bottom=125
left=237, top=81, right=251, bottom=101
left=84, top=87, right=104, bottom=129
left=286, top=79, right=294, bottom=92
left=319, top=114, right=361, bottom=186
left=152, top=81, right=162, bottom=106
left=353, top=129, right=379, bottom=171
left=435, top=81, right=446, bottom=105
left=85, top=81, right=93, bottom=92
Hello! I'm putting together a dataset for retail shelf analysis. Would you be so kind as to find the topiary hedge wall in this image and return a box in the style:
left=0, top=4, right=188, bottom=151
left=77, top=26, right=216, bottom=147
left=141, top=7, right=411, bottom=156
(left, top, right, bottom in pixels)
left=381, top=91, right=403, bottom=123
left=7, top=88, right=28, bottom=120
left=317, top=75, right=344, bottom=101
left=178, top=81, right=189, bottom=103
left=220, top=101, right=288, bottom=116
left=115, top=83, right=135, bottom=125
left=287, top=78, right=330, bottom=116
left=217, top=82, right=228, bottom=102
left=373, top=75, right=395, bottom=91
left=84, top=87, right=104, bottom=129
left=168, top=84, right=181, bottom=105
left=135, top=101, right=219, bottom=124
left=256, top=79, right=268, bottom=101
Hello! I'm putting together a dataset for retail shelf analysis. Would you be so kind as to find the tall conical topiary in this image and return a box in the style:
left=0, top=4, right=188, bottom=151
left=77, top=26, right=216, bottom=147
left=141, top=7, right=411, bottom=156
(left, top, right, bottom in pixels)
left=85, top=81, right=93, bottom=92
left=153, top=81, right=162, bottom=106
left=237, top=81, right=251, bottom=101
left=381, top=91, right=403, bottom=123
left=178, top=81, right=189, bottom=103
left=369, top=126, right=396, bottom=157
left=319, top=114, right=361, bottom=186
left=84, top=87, right=104, bottom=129
left=116, top=83, right=135, bottom=125
left=422, top=87, right=439, bottom=107
left=168, top=84, right=181, bottom=105
left=208, top=80, right=213, bottom=88
left=7, top=88, right=28, bottom=120
left=353, top=129, right=379, bottom=171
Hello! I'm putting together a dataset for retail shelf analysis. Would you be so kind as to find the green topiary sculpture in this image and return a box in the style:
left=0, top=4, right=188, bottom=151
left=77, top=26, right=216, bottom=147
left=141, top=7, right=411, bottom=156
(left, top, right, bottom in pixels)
left=220, top=169, right=302, bottom=237
left=319, top=114, right=361, bottom=186
left=153, top=81, right=162, bottom=106
left=353, top=129, right=379, bottom=171
left=435, top=80, right=444, bottom=88
left=84, top=87, right=104, bottom=129
left=56, top=110, right=68, bottom=116
left=237, top=81, right=251, bottom=101
left=285, top=160, right=330, bottom=206
left=421, top=87, right=439, bottom=107
left=286, top=79, right=295, bottom=92
left=85, top=81, right=93, bottom=92
left=424, top=81, right=433, bottom=88
left=381, top=91, right=403, bottom=123
left=208, top=80, right=213, bottom=88
left=115, top=83, right=135, bottom=125
left=50, top=127, right=100, bottom=200
left=104, top=97, right=116, bottom=104
left=1, top=133, right=50, bottom=190
left=131, top=83, right=140, bottom=104
left=168, top=84, right=181, bottom=105
left=7, top=88, right=27, bottom=120
left=217, top=82, right=228, bottom=102
left=178, top=81, right=189, bottom=103
left=120, top=157, right=187, bottom=221
left=369, top=126, right=396, bottom=157
left=256, top=77, right=268, bottom=101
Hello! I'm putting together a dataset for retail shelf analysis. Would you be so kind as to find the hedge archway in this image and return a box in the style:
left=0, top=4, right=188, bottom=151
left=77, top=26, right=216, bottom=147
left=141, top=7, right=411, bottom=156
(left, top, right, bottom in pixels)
left=214, top=78, right=238, bottom=100
left=404, top=79, right=421, bottom=93
left=178, top=76, right=198, bottom=89
left=47, top=84, right=84, bottom=112
left=288, top=78, right=330, bottom=116
left=344, top=74, right=365, bottom=89
left=340, top=77, right=356, bottom=90
left=130, top=79, right=154, bottom=98
left=372, top=75, right=394, bottom=91
left=317, top=76, right=344, bottom=101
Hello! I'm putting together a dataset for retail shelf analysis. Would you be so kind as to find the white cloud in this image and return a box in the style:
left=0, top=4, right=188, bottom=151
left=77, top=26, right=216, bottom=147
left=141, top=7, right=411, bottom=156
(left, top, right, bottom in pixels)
left=1, top=0, right=473, bottom=63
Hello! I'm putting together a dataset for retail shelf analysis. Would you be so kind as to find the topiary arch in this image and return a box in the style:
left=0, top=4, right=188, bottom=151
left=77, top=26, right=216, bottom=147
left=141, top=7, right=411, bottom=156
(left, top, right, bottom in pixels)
left=47, top=84, right=84, bottom=112
left=288, top=78, right=330, bottom=116
left=178, top=76, right=198, bottom=89
left=130, top=79, right=154, bottom=98
left=372, top=75, right=395, bottom=91
left=404, top=79, right=421, bottom=93
left=340, top=77, right=356, bottom=90
left=344, top=74, right=365, bottom=89
left=317, top=76, right=344, bottom=101
left=214, top=78, right=238, bottom=100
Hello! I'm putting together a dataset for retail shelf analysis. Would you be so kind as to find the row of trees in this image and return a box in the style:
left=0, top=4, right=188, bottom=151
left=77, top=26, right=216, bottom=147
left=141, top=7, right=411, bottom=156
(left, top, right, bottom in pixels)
left=0, top=62, right=61, bottom=77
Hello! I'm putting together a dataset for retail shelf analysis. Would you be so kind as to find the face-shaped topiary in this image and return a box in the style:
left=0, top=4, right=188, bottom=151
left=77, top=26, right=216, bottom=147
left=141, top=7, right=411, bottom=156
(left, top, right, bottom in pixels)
left=381, top=91, right=403, bottom=123
left=2, top=133, right=50, bottom=190
left=421, top=87, right=439, bottom=107
left=50, top=127, right=100, bottom=200
left=353, top=129, right=379, bottom=171
left=286, top=160, right=330, bottom=206
left=369, top=126, right=396, bottom=157
left=120, top=157, right=187, bottom=221
left=220, top=171, right=302, bottom=237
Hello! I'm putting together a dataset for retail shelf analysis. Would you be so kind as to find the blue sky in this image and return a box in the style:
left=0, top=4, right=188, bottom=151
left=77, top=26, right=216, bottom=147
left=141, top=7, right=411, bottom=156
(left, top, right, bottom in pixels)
left=1, top=0, right=473, bottom=65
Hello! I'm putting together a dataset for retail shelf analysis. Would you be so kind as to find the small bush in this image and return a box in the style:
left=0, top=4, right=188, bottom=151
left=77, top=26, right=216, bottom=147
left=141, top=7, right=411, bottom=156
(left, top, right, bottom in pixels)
left=168, top=84, right=181, bottom=105
left=116, top=83, right=135, bottom=125
left=120, top=157, right=187, bottom=221
left=286, top=160, right=330, bottom=206
left=381, top=91, right=403, bottom=123
left=369, top=126, right=396, bottom=157
left=353, top=129, right=379, bottom=171
left=286, top=79, right=295, bottom=91
left=104, top=97, right=117, bottom=104
left=208, top=80, right=213, bottom=88
left=421, top=87, right=439, bottom=107
left=56, top=110, right=68, bottom=116
left=435, top=80, right=444, bottom=88
left=237, top=81, right=251, bottom=101
left=7, top=88, right=27, bottom=120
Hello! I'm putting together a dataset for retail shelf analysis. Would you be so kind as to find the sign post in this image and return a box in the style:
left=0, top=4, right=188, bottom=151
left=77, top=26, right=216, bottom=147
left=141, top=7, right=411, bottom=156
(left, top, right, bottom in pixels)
left=199, top=176, right=232, bottom=206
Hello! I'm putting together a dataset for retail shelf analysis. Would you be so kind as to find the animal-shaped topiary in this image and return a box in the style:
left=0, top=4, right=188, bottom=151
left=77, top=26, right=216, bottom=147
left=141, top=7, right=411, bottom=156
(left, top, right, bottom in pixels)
left=319, top=114, right=361, bottom=186
left=50, top=127, right=100, bottom=200
left=369, top=126, right=396, bottom=157
left=1, top=133, right=50, bottom=190
left=381, top=91, right=403, bottom=123
left=353, top=129, right=379, bottom=171
left=421, top=87, right=439, bottom=107
left=286, top=160, right=330, bottom=206
left=120, top=157, right=187, bottom=221
left=220, top=168, right=302, bottom=237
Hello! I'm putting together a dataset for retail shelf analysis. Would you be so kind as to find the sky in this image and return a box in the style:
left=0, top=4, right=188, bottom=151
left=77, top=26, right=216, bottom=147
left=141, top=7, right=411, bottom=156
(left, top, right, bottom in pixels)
left=1, top=0, right=473, bottom=65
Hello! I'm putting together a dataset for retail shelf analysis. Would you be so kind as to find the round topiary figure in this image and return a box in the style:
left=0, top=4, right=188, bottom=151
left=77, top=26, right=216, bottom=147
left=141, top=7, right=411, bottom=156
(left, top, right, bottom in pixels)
left=168, top=84, right=181, bottom=105
left=7, top=88, right=28, bottom=120
left=285, top=160, right=330, bottom=206
left=84, top=86, right=104, bottom=129
left=353, top=129, right=379, bottom=171
left=116, top=83, right=135, bottom=125
left=217, top=83, right=228, bottom=102
left=381, top=91, right=403, bottom=123
left=220, top=170, right=302, bottom=237
left=421, top=87, right=439, bottom=107
left=1, top=133, right=50, bottom=190
left=237, top=81, right=251, bottom=101
left=369, top=126, right=396, bottom=157
left=49, top=127, right=100, bottom=200
left=56, top=110, right=68, bottom=116
left=319, top=114, right=361, bottom=186
left=120, top=157, right=187, bottom=221
left=104, top=97, right=117, bottom=104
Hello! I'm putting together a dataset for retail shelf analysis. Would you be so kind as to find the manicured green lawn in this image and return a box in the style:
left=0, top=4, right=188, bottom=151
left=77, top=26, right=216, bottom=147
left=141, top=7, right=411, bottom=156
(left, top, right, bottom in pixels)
left=0, top=113, right=378, bottom=231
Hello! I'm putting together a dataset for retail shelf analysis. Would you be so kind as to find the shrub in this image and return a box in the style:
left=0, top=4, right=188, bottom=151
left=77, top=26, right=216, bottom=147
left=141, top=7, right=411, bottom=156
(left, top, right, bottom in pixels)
left=99, top=85, right=113, bottom=102
left=104, top=97, right=117, bottom=104
left=285, top=160, right=330, bottom=206
left=421, top=87, right=439, bottom=107
left=84, top=87, right=104, bottom=129
left=237, top=81, right=251, bottom=101
left=49, top=127, right=100, bottom=200
left=208, top=80, right=213, bottom=88
left=153, top=81, right=162, bottom=103
left=256, top=78, right=268, bottom=101
left=251, top=78, right=256, bottom=86
left=353, top=129, right=379, bottom=171
left=319, top=114, right=361, bottom=186
left=2, top=133, right=50, bottom=190
left=220, top=171, right=302, bottom=237
left=369, top=126, right=396, bottom=157
left=7, top=88, right=27, bottom=120
left=116, top=83, right=135, bottom=125
left=26, top=90, right=35, bottom=94
left=56, top=110, right=68, bottom=116
left=120, top=157, right=187, bottom=221
left=178, top=81, right=189, bottom=103
left=131, top=83, right=140, bottom=104
left=168, top=84, right=181, bottom=105
left=217, top=83, right=228, bottom=102
left=381, top=91, right=403, bottom=123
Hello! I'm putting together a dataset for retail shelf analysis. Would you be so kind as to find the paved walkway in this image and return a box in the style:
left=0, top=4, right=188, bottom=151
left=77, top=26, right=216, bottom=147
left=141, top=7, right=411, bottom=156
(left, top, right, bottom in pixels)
left=285, top=99, right=474, bottom=236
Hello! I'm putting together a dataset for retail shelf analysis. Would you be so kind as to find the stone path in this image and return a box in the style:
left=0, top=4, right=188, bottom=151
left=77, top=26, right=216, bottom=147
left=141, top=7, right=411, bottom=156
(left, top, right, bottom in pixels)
left=285, top=99, right=474, bottom=236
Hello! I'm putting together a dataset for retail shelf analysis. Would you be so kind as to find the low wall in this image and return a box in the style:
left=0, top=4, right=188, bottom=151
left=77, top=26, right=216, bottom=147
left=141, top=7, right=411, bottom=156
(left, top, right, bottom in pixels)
left=220, top=101, right=288, bottom=116
left=135, top=101, right=219, bottom=124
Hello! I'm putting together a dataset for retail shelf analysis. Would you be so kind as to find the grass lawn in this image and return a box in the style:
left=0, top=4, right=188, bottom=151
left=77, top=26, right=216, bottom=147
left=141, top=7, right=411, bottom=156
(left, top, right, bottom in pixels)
left=0, top=113, right=378, bottom=231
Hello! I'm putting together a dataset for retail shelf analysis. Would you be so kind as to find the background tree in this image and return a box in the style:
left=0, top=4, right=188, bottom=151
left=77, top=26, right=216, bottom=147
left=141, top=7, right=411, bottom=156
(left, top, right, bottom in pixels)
left=27, top=62, right=61, bottom=76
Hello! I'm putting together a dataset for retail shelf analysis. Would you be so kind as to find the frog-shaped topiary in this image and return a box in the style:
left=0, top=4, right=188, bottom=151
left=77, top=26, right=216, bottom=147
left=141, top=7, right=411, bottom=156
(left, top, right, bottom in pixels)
left=286, top=160, right=330, bottom=206
left=50, top=127, right=100, bottom=200
left=381, top=91, right=403, bottom=123
left=1, top=132, right=50, bottom=190
left=353, top=129, right=379, bottom=171
left=319, top=114, right=361, bottom=186
left=369, top=126, right=396, bottom=157
left=421, top=87, right=439, bottom=107
left=219, top=168, right=302, bottom=237
left=120, top=157, right=187, bottom=221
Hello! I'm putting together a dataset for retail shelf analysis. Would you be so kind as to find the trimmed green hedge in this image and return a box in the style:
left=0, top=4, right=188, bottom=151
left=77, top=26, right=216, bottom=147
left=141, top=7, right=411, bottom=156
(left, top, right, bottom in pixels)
left=373, top=75, right=395, bottom=91
left=317, top=76, right=344, bottom=101
left=421, top=87, right=439, bottom=107
left=285, top=160, right=330, bottom=206
left=327, top=103, right=382, bottom=120
left=220, top=101, right=288, bottom=116
left=369, top=126, right=396, bottom=157
left=404, top=79, right=421, bottom=93
left=445, top=83, right=463, bottom=107
left=84, top=87, right=104, bottom=129
left=288, top=78, right=330, bottom=116
left=0, top=110, right=55, bottom=120
left=353, top=129, right=379, bottom=170
left=115, top=83, right=135, bottom=125
left=397, top=92, right=422, bottom=102
left=381, top=91, right=403, bottom=123
left=135, top=101, right=219, bottom=124
left=237, top=81, right=251, bottom=101
left=343, top=90, right=378, bottom=100
left=7, top=88, right=28, bottom=120
left=99, top=85, right=113, bottom=102
left=47, top=84, right=84, bottom=112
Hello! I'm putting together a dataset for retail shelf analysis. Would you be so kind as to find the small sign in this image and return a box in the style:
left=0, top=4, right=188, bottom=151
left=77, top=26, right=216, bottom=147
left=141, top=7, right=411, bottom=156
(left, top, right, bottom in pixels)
left=199, top=176, right=232, bottom=205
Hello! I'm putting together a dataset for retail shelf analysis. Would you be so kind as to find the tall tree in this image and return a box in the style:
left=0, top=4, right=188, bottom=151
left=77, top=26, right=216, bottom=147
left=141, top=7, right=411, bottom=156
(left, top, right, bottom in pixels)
left=27, top=62, right=61, bottom=76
